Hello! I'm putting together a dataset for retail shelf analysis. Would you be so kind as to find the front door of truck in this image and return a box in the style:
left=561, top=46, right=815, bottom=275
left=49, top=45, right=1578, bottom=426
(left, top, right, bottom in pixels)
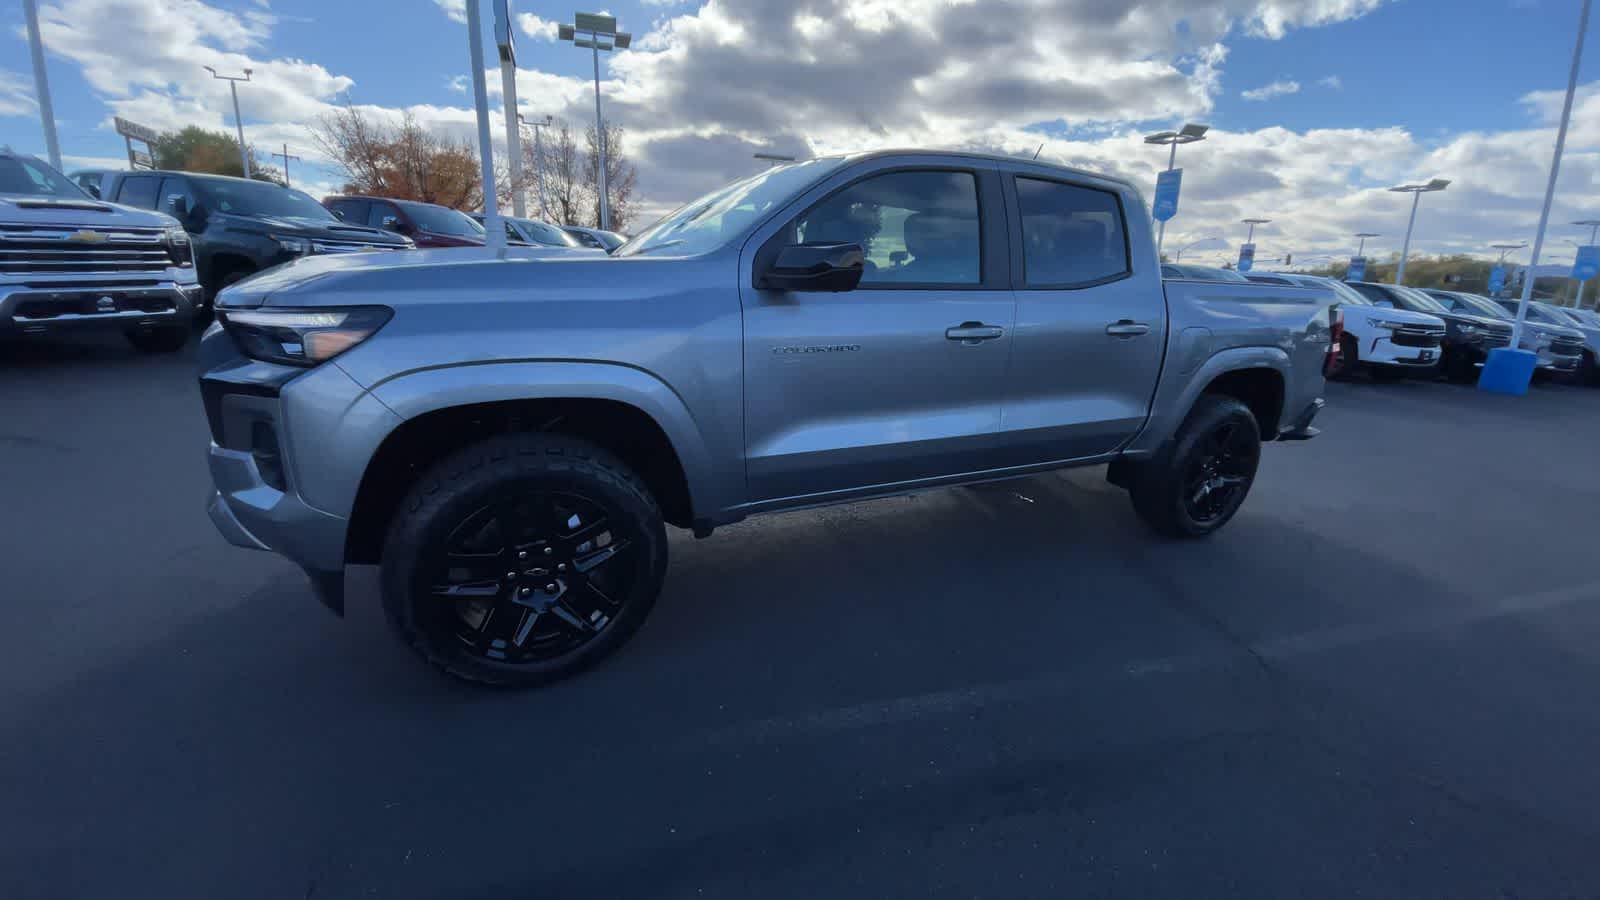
left=991, top=168, right=1167, bottom=463
left=741, top=161, right=1017, bottom=503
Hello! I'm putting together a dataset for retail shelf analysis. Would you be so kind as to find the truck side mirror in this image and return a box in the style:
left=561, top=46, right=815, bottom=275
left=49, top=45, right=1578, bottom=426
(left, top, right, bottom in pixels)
left=168, top=196, right=189, bottom=220
left=382, top=215, right=409, bottom=234
left=758, top=242, right=865, bottom=292
left=84, top=183, right=102, bottom=199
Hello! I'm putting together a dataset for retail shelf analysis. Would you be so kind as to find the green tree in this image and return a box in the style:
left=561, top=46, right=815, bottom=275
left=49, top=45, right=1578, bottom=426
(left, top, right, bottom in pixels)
left=151, top=126, right=282, bottom=184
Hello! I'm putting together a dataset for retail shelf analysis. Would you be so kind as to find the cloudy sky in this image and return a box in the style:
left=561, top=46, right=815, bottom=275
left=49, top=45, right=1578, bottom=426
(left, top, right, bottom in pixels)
left=2, top=0, right=1597, bottom=266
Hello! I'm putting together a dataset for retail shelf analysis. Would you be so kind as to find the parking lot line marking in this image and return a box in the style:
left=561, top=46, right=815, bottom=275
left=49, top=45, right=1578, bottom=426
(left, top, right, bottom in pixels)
left=694, top=579, right=1600, bottom=749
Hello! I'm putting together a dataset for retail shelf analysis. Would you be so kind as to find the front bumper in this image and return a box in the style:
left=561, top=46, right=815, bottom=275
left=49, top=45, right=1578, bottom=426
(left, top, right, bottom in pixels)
left=1364, top=335, right=1441, bottom=367
left=0, top=277, right=202, bottom=336
left=1534, top=346, right=1583, bottom=371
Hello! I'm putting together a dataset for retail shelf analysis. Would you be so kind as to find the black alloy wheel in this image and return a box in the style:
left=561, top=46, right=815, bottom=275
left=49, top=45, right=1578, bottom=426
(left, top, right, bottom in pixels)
left=425, top=491, right=635, bottom=664
left=382, top=434, right=667, bottom=687
left=1180, top=419, right=1258, bottom=525
left=1128, top=394, right=1262, bottom=538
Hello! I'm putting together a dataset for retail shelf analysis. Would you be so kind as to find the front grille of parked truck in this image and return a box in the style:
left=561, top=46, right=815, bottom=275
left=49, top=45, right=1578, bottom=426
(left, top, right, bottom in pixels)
left=1391, top=326, right=1446, bottom=348
left=0, top=225, right=172, bottom=275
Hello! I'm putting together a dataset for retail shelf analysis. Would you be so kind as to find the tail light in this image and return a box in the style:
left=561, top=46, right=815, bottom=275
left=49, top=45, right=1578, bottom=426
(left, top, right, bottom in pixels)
left=1325, top=307, right=1345, bottom=375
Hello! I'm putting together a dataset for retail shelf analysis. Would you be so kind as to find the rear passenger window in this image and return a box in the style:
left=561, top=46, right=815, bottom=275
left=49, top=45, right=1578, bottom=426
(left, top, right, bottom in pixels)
left=116, top=176, right=160, bottom=210
left=1015, top=177, right=1129, bottom=287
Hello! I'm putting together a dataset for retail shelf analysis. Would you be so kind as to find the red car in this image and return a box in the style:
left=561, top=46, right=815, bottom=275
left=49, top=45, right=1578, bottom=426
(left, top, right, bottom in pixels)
left=323, top=195, right=486, bottom=248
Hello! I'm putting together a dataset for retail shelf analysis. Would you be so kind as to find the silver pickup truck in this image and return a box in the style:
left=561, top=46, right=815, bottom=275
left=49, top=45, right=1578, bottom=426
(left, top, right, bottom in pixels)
left=199, top=150, right=1332, bottom=687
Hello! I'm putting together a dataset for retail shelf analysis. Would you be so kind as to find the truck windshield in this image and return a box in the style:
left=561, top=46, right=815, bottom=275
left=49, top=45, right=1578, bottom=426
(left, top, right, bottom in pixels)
left=0, top=154, right=88, bottom=199
left=615, top=157, right=845, bottom=258
left=1322, top=279, right=1372, bottom=306
left=400, top=201, right=485, bottom=237
left=1394, top=287, right=1450, bottom=314
left=196, top=178, right=337, bottom=221
left=515, top=218, right=581, bottom=247
left=1450, top=293, right=1511, bottom=319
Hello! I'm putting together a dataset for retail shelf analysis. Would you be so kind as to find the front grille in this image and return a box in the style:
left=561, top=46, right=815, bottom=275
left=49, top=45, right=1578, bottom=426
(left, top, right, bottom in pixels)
left=1482, top=331, right=1513, bottom=349
left=0, top=225, right=171, bottom=275
left=1391, top=327, right=1444, bottom=348
left=1551, top=338, right=1585, bottom=358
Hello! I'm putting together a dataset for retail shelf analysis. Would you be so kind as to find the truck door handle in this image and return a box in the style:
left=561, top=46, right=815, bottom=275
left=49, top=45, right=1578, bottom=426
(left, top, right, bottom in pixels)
left=946, top=322, right=1005, bottom=343
left=1105, top=320, right=1151, bottom=337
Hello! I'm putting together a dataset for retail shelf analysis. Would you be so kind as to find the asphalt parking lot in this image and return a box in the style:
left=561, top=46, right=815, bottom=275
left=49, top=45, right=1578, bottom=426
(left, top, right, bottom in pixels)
left=5, top=333, right=1600, bottom=899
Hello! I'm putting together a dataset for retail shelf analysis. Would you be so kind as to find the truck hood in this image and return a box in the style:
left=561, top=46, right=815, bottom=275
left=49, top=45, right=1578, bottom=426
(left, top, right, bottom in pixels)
left=0, top=193, right=177, bottom=229
left=1524, top=322, right=1585, bottom=341
left=217, top=245, right=618, bottom=308
left=1435, top=311, right=1513, bottom=334
left=1350, top=307, right=1444, bottom=328
left=215, top=212, right=406, bottom=245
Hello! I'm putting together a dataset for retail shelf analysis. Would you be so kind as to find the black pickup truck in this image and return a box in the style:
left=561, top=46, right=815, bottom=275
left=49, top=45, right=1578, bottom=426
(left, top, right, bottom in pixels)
left=102, top=171, right=412, bottom=305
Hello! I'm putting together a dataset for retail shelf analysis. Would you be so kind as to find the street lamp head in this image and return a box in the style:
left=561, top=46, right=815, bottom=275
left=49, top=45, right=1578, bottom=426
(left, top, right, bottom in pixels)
left=1425, top=178, right=1450, bottom=191
left=1241, top=218, right=1271, bottom=226
left=1390, top=178, right=1450, bottom=193
left=613, top=32, right=631, bottom=49
left=1144, top=124, right=1208, bottom=146
left=203, top=65, right=216, bottom=76
left=558, top=23, right=575, bottom=40
left=1355, top=232, right=1381, bottom=238
left=1180, top=123, right=1210, bottom=139
left=1574, top=219, right=1600, bottom=227
left=243, top=68, right=253, bottom=79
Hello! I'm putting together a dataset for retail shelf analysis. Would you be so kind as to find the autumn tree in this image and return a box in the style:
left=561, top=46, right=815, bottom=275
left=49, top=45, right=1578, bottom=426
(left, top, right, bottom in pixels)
left=310, top=101, right=481, bottom=209
left=152, top=126, right=282, bottom=183
left=584, top=120, right=638, bottom=232
left=544, top=120, right=587, bottom=228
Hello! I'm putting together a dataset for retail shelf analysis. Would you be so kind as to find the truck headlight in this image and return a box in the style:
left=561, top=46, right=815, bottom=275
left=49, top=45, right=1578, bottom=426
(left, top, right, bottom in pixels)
left=274, top=235, right=312, bottom=256
left=163, top=227, right=193, bottom=266
left=1367, top=317, right=1400, bottom=330
left=218, top=306, right=392, bottom=367
left=1456, top=324, right=1480, bottom=337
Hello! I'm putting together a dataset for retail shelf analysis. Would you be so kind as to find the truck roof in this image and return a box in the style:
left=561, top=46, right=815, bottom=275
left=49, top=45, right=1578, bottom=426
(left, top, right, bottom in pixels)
left=836, top=148, right=1138, bottom=193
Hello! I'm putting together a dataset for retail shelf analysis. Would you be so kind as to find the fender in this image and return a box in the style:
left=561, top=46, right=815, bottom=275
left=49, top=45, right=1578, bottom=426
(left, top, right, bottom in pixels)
left=1121, top=345, right=1291, bottom=458
left=366, top=359, right=727, bottom=518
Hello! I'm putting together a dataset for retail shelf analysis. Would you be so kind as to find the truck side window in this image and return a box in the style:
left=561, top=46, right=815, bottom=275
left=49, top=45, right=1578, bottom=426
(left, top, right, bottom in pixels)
left=326, top=198, right=367, bottom=224
left=158, top=177, right=197, bottom=219
left=795, top=170, right=980, bottom=286
left=367, top=202, right=399, bottom=230
left=116, top=176, right=160, bottom=210
left=1015, top=177, right=1129, bottom=288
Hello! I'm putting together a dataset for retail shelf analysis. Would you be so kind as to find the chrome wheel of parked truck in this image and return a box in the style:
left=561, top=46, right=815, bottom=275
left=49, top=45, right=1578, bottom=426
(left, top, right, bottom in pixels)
left=201, top=150, right=1332, bottom=687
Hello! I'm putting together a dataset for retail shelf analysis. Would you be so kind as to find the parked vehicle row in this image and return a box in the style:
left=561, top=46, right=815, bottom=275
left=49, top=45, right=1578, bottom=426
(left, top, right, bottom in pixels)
left=201, top=149, right=1334, bottom=688
left=1189, top=265, right=1598, bottom=388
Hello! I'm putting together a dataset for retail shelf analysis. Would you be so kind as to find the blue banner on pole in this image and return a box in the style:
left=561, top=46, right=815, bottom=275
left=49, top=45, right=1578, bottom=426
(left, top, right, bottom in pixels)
left=1488, top=264, right=1506, bottom=295
left=1573, top=245, right=1600, bottom=282
left=1238, top=243, right=1255, bottom=272
left=1152, top=169, right=1182, bottom=223
left=1347, top=256, right=1366, bottom=282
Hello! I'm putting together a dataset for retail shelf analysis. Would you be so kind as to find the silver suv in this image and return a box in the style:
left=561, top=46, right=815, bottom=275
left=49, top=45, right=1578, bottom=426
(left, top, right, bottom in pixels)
left=200, top=151, right=1332, bottom=687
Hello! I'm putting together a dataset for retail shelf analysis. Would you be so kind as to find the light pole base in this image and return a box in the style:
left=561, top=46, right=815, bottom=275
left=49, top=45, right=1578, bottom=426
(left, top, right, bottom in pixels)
left=1477, top=348, right=1539, bottom=396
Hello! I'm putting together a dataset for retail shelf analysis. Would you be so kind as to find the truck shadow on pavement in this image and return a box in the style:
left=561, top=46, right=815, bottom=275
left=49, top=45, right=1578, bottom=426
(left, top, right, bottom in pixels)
left=7, top=462, right=1600, bottom=899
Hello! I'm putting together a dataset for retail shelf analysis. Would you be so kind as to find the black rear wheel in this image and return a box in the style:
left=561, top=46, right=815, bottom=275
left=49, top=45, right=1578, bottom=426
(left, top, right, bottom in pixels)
left=382, top=434, right=668, bottom=687
left=1128, top=395, right=1261, bottom=538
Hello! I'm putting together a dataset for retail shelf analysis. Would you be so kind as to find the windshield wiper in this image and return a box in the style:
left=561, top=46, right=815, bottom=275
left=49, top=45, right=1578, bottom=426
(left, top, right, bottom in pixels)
left=629, top=240, right=686, bottom=255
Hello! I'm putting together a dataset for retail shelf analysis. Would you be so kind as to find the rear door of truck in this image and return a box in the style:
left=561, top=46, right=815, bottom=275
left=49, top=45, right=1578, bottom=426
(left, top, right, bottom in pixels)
left=990, top=164, right=1167, bottom=464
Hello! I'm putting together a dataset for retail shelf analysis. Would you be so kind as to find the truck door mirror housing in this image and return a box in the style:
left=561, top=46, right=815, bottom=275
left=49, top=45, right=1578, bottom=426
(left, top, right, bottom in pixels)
left=168, top=196, right=189, bottom=220
left=758, top=242, right=865, bottom=292
left=382, top=215, right=410, bottom=235
left=84, top=183, right=102, bottom=199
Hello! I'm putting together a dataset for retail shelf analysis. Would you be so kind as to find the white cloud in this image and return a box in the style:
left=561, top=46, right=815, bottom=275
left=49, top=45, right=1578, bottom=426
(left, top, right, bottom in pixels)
left=1241, top=79, right=1301, bottom=101
left=0, top=70, right=38, bottom=117
left=1318, top=75, right=1342, bottom=89
left=433, top=0, right=465, bottom=24
left=517, top=13, right=559, bottom=41
left=447, top=74, right=469, bottom=93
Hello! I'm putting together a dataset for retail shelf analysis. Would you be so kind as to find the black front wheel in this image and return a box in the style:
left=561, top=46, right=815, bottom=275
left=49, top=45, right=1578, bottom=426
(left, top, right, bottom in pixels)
left=1128, top=395, right=1261, bottom=538
left=381, top=433, right=668, bottom=687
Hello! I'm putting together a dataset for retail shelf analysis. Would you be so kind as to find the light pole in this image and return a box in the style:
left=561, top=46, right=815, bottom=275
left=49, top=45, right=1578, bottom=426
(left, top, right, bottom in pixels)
left=461, top=0, right=505, bottom=250
left=1492, top=242, right=1526, bottom=264
left=558, top=13, right=631, bottom=232
left=1388, top=178, right=1450, bottom=285
left=271, top=144, right=301, bottom=187
left=1241, top=218, right=1270, bottom=244
left=204, top=65, right=254, bottom=178
left=1573, top=219, right=1600, bottom=309
left=1143, top=123, right=1208, bottom=257
left=23, top=0, right=61, bottom=171
left=519, top=113, right=554, bottom=221
left=1175, top=237, right=1221, bottom=262
left=754, top=152, right=796, bottom=167
left=493, top=0, right=525, bottom=218
left=1355, top=232, right=1380, bottom=257
left=1507, top=0, right=1591, bottom=351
